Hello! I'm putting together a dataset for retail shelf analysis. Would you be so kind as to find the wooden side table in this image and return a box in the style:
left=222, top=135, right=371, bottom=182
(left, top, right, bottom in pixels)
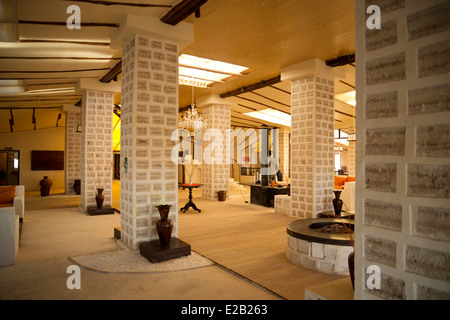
left=179, top=184, right=201, bottom=213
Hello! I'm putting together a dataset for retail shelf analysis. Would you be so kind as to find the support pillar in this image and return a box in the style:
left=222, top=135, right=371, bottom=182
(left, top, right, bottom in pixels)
left=347, top=139, right=356, bottom=177
left=197, top=94, right=232, bottom=200
left=282, top=58, right=344, bottom=218
left=278, top=130, right=290, bottom=180
left=80, top=90, right=114, bottom=211
left=355, top=1, right=450, bottom=300
left=112, top=16, right=194, bottom=250
left=63, top=104, right=81, bottom=195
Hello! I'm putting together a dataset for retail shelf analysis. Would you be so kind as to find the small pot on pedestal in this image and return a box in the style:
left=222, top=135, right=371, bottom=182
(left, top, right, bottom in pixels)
left=39, top=176, right=53, bottom=197
left=156, top=205, right=173, bottom=245
left=95, top=188, right=105, bottom=209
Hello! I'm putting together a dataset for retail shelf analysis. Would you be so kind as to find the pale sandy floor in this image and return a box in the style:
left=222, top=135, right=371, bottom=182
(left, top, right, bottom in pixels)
left=1, top=183, right=283, bottom=300
left=7, top=181, right=342, bottom=300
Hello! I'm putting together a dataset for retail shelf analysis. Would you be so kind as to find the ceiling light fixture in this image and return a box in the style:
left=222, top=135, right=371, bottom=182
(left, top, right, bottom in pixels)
left=28, top=88, right=76, bottom=94
left=244, top=109, right=291, bottom=127
left=335, top=90, right=356, bottom=107
left=178, top=86, right=205, bottom=131
left=179, top=76, right=212, bottom=88
left=179, top=54, right=249, bottom=88
left=179, top=66, right=230, bottom=83
left=179, top=54, right=249, bottom=75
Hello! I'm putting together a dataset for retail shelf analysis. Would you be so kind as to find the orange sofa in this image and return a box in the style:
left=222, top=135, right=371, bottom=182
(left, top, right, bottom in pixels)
left=0, top=185, right=24, bottom=220
left=334, top=175, right=355, bottom=190
left=0, top=186, right=15, bottom=207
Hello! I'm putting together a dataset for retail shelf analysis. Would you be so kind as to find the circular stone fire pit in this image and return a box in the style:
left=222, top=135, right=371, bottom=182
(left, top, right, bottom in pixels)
left=286, top=218, right=354, bottom=275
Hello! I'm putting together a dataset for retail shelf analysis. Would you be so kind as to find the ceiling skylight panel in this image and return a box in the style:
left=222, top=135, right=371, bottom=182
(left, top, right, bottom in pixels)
left=179, top=54, right=249, bottom=75
left=244, top=109, right=291, bottom=127
left=179, top=66, right=230, bottom=83
left=179, top=76, right=213, bottom=88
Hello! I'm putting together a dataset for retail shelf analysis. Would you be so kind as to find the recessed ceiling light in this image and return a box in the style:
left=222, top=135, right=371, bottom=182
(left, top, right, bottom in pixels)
left=179, top=76, right=212, bottom=89
left=335, top=90, right=356, bottom=107
left=179, top=54, right=249, bottom=88
left=244, top=109, right=291, bottom=127
left=28, top=88, right=75, bottom=94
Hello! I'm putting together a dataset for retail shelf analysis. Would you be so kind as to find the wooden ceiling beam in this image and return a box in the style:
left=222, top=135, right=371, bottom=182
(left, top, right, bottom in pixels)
left=220, top=76, right=281, bottom=98
left=99, top=61, right=122, bottom=83
left=161, top=0, right=208, bottom=26
left=325, top=54, right=355, bottom=67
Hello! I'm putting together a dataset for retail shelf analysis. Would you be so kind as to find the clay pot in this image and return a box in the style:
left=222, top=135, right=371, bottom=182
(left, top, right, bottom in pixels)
left=156, top=205, right=173, bottom=245
left=96, top=188, right=105, bottom=209
left=39, top=176, right=53, bottom=197
left=217, top=191, right=226, bottom=201
left=73, top=179, right=81, bottom=195
left=348, top=250, right=355, bottom=290
left=333, top=190, right=343, bottom=216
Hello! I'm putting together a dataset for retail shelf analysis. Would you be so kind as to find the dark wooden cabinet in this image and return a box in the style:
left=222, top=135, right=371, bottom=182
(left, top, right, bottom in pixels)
left=248, top=184, right=288, bottom=208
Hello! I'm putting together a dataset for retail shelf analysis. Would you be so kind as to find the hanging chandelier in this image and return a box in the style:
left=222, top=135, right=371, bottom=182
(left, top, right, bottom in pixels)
left=178, top=87, right=205, bottom=131
left=178, top=103, right=204, bottom=131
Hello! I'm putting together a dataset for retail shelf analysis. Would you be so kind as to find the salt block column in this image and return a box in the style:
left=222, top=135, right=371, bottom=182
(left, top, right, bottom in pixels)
left=278, top=129, right=290, bottom=180
left=355, top=1, right=450, bottom=300
left=63, top=104, right=81, bottom=195
left=80, top=90, right=114, bottom=211
left=120, top=34, right=180, bottom=250
left=112, top=16, right=194, bottom=250
left=347, top=139, right=356, bottom=177
left=282, top=59, right=342, bottom=219
left=197, top=94, right=232, bottom=200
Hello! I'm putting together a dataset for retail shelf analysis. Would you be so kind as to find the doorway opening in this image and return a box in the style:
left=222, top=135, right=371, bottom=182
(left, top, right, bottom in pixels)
left=0, top=150, right=20, bottom=186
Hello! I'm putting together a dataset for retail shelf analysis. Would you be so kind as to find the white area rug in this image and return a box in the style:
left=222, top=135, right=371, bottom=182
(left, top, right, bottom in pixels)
left=70, top=250, right=215, bottom=273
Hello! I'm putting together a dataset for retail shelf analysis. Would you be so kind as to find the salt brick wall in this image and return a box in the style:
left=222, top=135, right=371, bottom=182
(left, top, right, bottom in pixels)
left=201, top=104, right=231, bottom=200
left=120, top=34, right=179, bottom=250
left=65, top=111, right=81, bottom=194
left=355, top=0, right=450, bottom=300
left=347, top=140, right=356, bottom=176
left=80, top=91, right=114, bottom=210
left=279, top=133, right=290, bottom=179
left=290, top=75, right=335, bottom=219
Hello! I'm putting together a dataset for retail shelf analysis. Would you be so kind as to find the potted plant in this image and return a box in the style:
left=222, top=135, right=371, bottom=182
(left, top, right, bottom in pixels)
left=86, top=159, right=113, bottom=209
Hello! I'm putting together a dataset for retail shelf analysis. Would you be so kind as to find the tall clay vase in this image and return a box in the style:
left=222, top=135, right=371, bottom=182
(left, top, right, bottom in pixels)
left=96, top=188, right=105, bottom=209
left=333, top=190, right=343, bottom=216
left=39, top=176, right=53, bottom=197
left=73, top=179, right=81, bottom=195
left=156, top=205, right=173, bottom=245
left=348, top=250, right=355, bottom=290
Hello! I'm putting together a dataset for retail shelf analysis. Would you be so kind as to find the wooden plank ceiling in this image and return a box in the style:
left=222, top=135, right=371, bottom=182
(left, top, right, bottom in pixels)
left=0, top=0, right=355, bottom=133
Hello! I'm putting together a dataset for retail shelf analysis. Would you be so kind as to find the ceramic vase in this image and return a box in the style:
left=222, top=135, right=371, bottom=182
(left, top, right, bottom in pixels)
left=39, top=176, right=53, bottom=197
left=156, top=205, right=173, bottom=245
left=348, top=250, right=355, bottom=290
left=73, top=179, right=81, bottom=195
left=333, top=190, right=343, bottom=216
left=96, top=188, right=105, bottom=209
